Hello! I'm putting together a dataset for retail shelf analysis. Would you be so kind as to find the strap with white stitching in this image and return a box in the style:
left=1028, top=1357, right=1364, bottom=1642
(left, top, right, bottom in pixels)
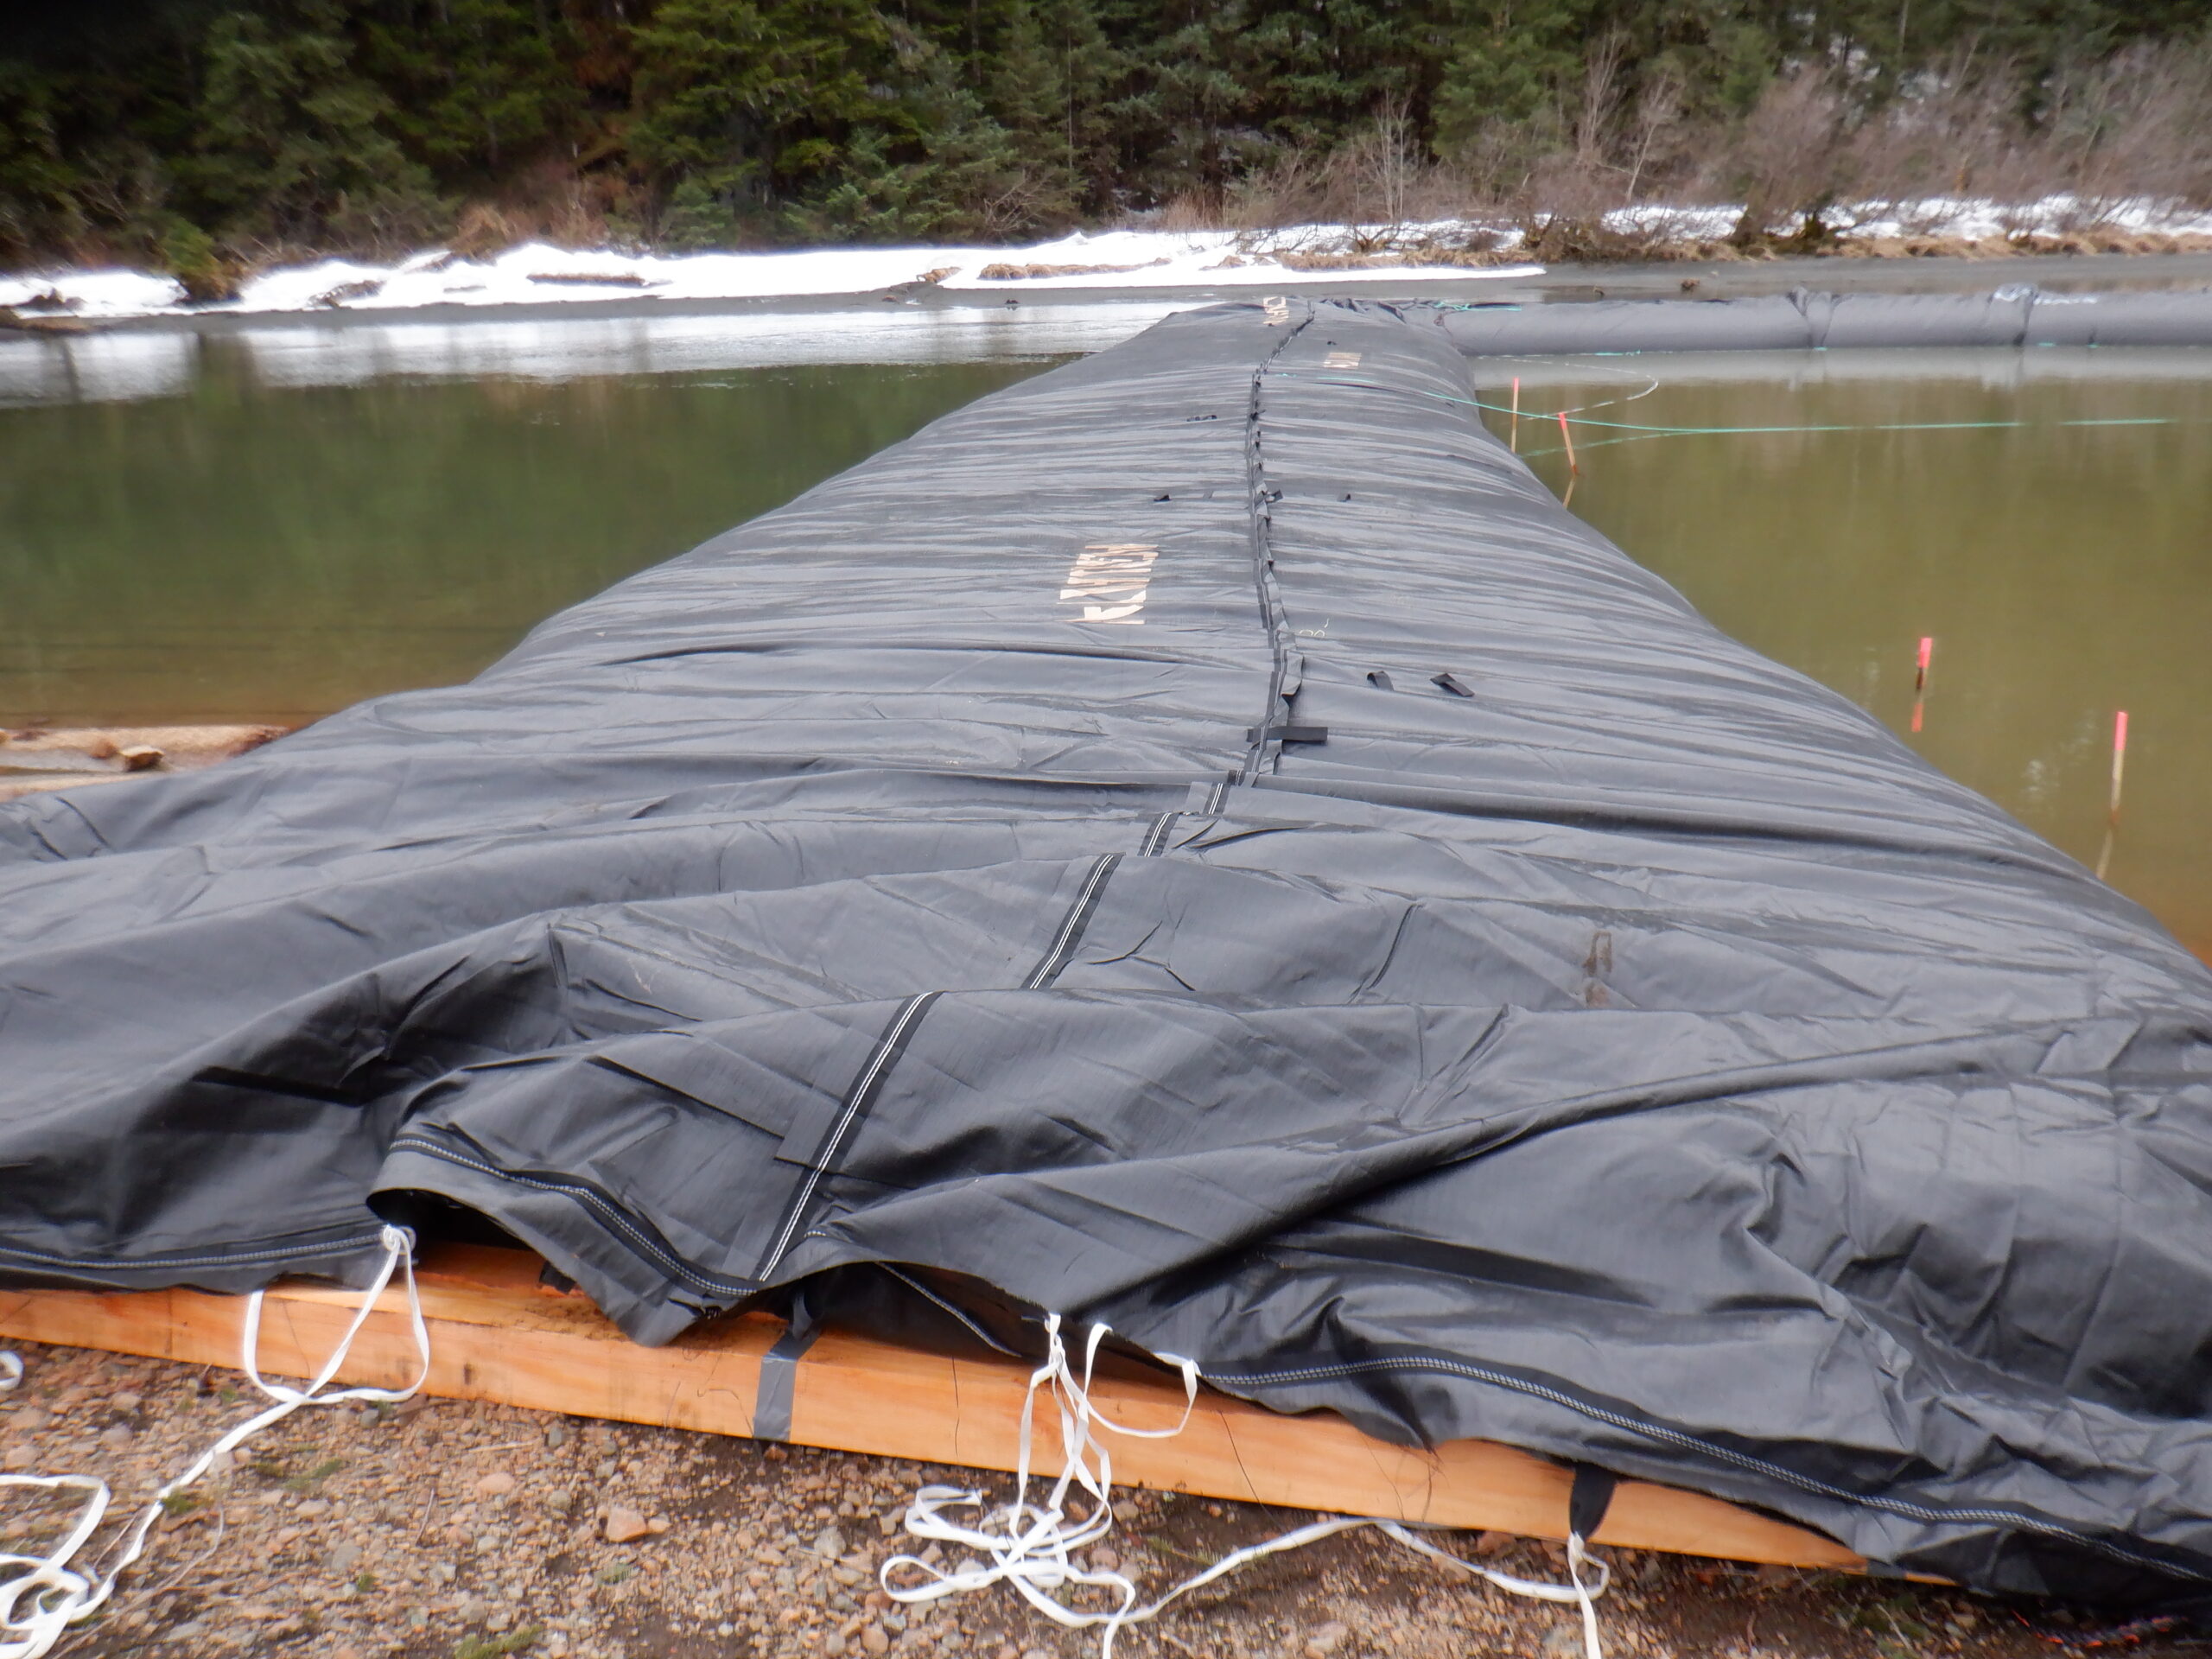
left=0, top=1224, right=430, bottom=1659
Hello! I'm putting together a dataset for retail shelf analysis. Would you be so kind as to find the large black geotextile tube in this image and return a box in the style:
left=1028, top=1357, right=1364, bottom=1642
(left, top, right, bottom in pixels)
left=8, top=300, right=2212, bottom=1605
left=1430, top=285, right=2212, bottom=354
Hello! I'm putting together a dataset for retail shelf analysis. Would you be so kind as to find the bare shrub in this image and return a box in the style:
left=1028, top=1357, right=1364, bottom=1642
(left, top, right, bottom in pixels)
left=448, top=203, right=522, bottom=259
left=1213, top=151, right=1328, bottom=231
left=1707, top=69, right=1852, bottom=243
left=1152, top=191, right=1227, bottom=233
left=1348, top=93, right=1420, bottom=226
left=1158, top=34, right=2212, bottom=258
left=442, top=163, right=640, bottom=257
left=1509, top=153, right=1630, bottom=259
left=1496, top=43, right=1672, bottom=260
left=2048, top=40, right=2212, bottom=213
left=1574, top=33, right=1627, bottom=168
left=1208, top=104, right=1483, bottom=236
left=1445, top=116, right=1564, bottom=207
left=1623, top=68, right=1686, bottom=201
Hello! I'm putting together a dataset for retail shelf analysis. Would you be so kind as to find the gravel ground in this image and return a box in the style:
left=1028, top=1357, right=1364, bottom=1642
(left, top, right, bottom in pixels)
left=0, top=1340, right=2183, bottom=1659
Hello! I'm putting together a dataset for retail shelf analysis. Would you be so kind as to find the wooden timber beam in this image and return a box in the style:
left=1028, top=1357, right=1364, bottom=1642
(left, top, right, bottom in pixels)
left=0, top=1244, right=1862, bottom=1572
left=0, top=724, right=289, bottom=804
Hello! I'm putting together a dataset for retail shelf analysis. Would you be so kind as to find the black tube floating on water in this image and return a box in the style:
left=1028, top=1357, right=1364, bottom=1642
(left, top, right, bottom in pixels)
left=1432, top=283, right=2212, bottom=354
left=6, top=299, right=2212, bottom=1607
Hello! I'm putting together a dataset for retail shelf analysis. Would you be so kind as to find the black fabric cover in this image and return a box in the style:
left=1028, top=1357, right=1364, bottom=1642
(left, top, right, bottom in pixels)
left=7, top=299, right=2212, bottom=1605
left=1436, top=285, right=2212, bottom=354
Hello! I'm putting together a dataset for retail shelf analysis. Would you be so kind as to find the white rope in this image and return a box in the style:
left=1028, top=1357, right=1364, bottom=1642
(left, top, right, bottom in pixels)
left=879, top=1315, right=1609, bottom=1658
left=0, top=1224, right=429, bottom=1659
left=1375, top=1520, right=1610, bottom=1659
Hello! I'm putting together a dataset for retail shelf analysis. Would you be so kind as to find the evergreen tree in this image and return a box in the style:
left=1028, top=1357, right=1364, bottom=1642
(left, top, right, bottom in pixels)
left=1245, top=0, right=1442, bottom=150
left=188, top=0, right=443, bottom=248
left=358, top=0, right=582, bottom=183
left=1, top=0, right=2209, bottom=264
left=1105, top=0, right=1263, bottom=203
left=793, top=19, right=1045, bottom=239
left=629, top=0, right=898, bottom=241
left=984, top=0, right=1120, bottom=219
left=0, top=60, right=76, bottom=261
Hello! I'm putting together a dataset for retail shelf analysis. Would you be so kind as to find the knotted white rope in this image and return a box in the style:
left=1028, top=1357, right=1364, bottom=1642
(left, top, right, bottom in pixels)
left=0, top=1224, right=429, bottom=1659
left=879, top=1314, right=1609, bottom=1658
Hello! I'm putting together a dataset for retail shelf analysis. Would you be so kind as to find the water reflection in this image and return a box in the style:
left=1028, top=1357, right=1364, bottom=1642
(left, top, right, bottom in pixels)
left=0, top=302, right=1179, bottom=407
left=0, top=358, right=1063, bottom=725
left=0, top=330, right=200, bottom=406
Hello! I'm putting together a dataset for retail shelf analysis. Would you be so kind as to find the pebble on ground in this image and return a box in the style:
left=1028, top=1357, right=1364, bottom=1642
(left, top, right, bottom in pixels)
left=0, top=1342, right=2134, bottom=1657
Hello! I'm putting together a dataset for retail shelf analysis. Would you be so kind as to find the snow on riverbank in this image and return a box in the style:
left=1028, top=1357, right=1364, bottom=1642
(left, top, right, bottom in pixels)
left=0, top=227, right=1541, bottom=322
left=8, top=195, right=2212, bottom=324
left=1599, top=194, right=2212, bottom=245
left=0, top=269, right=194, bottom=319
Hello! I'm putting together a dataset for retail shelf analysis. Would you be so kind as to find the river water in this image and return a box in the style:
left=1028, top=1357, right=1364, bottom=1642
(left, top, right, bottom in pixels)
left=1478, top=349, right=2212, bottom=959
left=3, top=311, right=2207, bottom=956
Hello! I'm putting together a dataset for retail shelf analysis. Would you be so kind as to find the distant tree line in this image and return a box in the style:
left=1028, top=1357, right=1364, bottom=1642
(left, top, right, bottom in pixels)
left=4, top=0, right=2210, bottom=278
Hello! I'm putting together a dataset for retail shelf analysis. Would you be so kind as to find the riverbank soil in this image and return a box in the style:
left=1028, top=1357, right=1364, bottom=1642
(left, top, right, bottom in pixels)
left=0, top=1341, right=2178, bottom=1659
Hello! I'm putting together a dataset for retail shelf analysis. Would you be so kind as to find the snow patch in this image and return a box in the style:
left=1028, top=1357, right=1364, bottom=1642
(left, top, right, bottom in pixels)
left=1590, top=193, right=2212, bottom=245
left=3, top=231, right=1541, bottom=323
left=0, top=269, right=188, bottom=318
left=10, top=193, right=2212, bottom=327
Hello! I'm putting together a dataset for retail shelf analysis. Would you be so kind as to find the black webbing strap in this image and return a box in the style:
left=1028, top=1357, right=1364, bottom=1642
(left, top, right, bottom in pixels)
left=1569, top=1462, right=1618, bottom=1544
left=752, top=1290, right=823, bottom=1441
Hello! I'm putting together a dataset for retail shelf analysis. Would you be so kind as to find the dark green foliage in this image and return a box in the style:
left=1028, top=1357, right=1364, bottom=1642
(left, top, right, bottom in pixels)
left=632, top=0, right=1079, bottom=240
left=1, top=0, right=2208, bottom=265
left=359, top=2, right=582, bottom=178
left=0, top=60, right=75, bottom=257
left=630, top=0, right=893, bottom=219
left=1433, top=0, right=1592, bottom=160
left=189, top=1, right=446, bottom=247
left=156, top=217, right=239, bottom=302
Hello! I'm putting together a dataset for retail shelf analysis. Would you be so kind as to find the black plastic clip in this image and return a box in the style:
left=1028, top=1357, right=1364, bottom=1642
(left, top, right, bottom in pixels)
left=1248, top=724, right=1328, bottom=745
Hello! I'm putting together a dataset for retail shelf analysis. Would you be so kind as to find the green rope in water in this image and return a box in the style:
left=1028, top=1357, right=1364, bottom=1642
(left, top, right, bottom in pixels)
left=1310, top=375, right=2190, bottom=454
left=1516, top=416, right=2177, bottom=461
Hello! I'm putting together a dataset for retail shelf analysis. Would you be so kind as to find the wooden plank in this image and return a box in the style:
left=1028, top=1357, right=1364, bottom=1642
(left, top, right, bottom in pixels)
left=0, top=724, right=289, bottom=803
left=0, top=1245, right=1862, bottom=1571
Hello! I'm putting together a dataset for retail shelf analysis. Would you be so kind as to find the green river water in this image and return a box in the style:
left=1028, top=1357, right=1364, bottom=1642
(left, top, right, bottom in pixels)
left=1483, top=350, right=2212, bottom=960
left=3, top=318, right=2206, bottom=956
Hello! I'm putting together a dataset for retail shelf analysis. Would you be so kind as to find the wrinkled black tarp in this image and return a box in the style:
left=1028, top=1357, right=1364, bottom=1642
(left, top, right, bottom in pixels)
left=1437, top=284, right=2212, bottom=354
left=7, top=298, right=2212, bottom=1605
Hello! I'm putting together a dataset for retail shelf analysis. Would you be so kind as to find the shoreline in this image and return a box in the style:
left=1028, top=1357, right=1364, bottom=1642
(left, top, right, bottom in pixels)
left=10, top=243, right=2212, bottom=339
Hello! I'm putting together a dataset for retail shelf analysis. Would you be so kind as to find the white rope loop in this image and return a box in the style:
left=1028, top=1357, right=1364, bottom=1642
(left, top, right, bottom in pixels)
left=879, top=1313, right=1609, bottom=1659
left=1372, top=1519, right=1610, bottom=1659
left=0, top=1224, right=429, bottom=1659
left=880, top=1315, right=1201, bottom=1642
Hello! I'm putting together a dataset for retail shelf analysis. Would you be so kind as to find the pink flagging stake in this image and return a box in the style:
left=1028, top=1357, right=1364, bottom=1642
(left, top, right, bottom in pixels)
left=1915, top=636, right=1933, bottom=695
left=1510, top=377, right=1521, bottom=452
left=1559, top=410, right=1579, bottom=474
left=2111, top=710, right=2130, bottom=818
